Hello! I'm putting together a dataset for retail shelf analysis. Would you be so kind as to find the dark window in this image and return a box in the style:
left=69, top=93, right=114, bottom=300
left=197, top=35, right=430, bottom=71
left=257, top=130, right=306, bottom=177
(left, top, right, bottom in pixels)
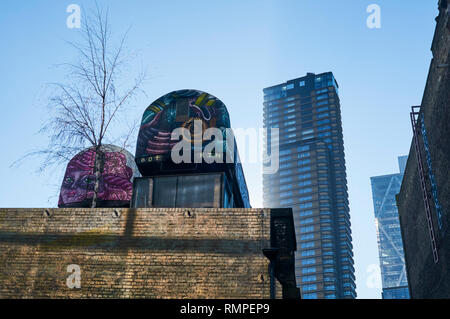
left=153, top=176, right=177, bottom=207
left=176, top=98, right=190, bottom=122
left=176, top=174, right=221, bottom=208
left=152, top=174, right=222, bottom=208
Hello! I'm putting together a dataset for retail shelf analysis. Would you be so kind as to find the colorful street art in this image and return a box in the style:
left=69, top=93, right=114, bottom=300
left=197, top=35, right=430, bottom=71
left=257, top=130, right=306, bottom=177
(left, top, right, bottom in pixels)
left=58, top=145, right=139, bottom=208
left=135, top=89, right=250, bottom=208
left=135, top=89, right=231, bottom=162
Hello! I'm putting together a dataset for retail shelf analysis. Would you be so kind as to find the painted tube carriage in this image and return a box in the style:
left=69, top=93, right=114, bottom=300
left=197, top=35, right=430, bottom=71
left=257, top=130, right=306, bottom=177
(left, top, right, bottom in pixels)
left=58, top=145, right=140, bottom=208
left=133, top=89, right=251, bottom=208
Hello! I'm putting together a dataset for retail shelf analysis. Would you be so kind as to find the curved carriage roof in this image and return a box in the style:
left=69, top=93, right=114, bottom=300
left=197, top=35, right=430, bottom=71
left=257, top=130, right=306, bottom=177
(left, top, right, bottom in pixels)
left=58, top=144, right=139, bottom=208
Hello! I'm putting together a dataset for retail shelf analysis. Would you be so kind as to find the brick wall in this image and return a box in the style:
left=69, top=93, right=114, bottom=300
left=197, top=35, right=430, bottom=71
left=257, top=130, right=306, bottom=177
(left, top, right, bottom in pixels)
left=0, top=208, right=278, bottom=299
left=397, top=3, right=450, bottom=299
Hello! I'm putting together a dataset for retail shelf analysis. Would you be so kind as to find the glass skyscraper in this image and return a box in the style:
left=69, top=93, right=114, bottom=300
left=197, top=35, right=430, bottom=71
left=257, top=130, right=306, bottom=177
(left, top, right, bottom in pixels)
left=370, top=156, right=410, bottom=299
left=263, top=72, right=356, bottom=299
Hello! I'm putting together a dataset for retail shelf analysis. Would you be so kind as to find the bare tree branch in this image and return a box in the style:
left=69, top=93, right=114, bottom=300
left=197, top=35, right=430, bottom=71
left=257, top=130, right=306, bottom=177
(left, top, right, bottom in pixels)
left=18, top=4, right=146, bottom=208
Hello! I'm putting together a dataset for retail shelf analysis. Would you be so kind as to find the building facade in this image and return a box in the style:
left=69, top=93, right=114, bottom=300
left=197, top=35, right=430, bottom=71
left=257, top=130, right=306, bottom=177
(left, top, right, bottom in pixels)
left=370, top=156, right=409, bottom=299
left=396, top=1, right=450, bottom=299
left=263, top=72, right=356, bottom=299
left=0, top=208, right=299, bottom=299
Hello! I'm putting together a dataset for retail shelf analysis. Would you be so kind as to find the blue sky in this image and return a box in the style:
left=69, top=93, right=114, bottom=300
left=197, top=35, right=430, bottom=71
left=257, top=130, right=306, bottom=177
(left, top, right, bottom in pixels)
left=0, top=1, right=438, bottom=298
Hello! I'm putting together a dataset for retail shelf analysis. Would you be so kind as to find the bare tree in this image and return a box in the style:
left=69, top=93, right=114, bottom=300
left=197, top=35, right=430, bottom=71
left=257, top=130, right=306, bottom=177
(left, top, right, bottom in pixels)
left=26, top=5, right=145, bottom=208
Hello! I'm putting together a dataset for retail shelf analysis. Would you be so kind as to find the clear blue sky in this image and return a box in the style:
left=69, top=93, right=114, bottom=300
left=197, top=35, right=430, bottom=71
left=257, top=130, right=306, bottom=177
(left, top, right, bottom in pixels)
left=0, top=0, right=438, bottom=298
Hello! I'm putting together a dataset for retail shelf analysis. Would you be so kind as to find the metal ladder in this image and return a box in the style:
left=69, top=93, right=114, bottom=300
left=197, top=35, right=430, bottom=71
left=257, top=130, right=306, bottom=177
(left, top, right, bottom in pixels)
left=410, top=106, right=439, bottom=263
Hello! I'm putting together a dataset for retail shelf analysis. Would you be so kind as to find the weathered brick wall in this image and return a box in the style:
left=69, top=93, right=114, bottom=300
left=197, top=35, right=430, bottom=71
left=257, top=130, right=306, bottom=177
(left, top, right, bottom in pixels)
left=0, top=208, right=274, bottom=299
left=397, top=3, right=450, bottom=299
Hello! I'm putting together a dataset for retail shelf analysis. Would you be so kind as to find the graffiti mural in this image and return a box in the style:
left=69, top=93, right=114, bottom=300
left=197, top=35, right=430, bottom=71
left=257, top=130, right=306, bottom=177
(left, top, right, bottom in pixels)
left=135, top=89, right=231, bottom=163
left=135, top=89, right=251, bottom=208
left=58, top=145, right=139, bottom=208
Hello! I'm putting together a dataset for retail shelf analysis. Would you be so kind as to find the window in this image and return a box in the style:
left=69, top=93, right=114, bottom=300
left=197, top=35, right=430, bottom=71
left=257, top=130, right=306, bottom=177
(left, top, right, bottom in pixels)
left=321, top=217, right=332, bottom=223
left=299, top=81, right=305, bottom=87
left=300, top=233, right=314, bottom=240
left=300, top=241, right=315, bottom=249
left=299, top=187, right=312, bottom=194
left=298, top=152, right=310, bottom=159
left=151, top=175, right=222, bottom=208
left=300, top=210, right=313, bottom=217
left=318, top=125, right=330, bottom=132
left=302, top=275, right=317, bottom=282
left=285, top=115, right=295, bottom=120
left=300, top=226, right=314, bottom=233
left=300, top=218, right=314, bottom=225
left=301, top=250, right=315, bottom=257
left=286, top=126, right=297, bottom=133
left=280, top=163, right=292, bottom=169
left=280, top=170, right=293, bottom=176
left=344, top=291, right=353, bottom=296
left=317, top=94, right=328, bottom=100
left=280, top=191, right=292, bottom=198
left=280, top=198, right=293, bottom=205
left=298, top=166, right=311, bottom=173
left=302, top=267, right=316, bottom=274
left=299, top=195, right=313, bottom=202
left=280, top=177, right=292, bottom=183
left=303, top=293, right=318, bottom=299
left=280, top=184, right=292, bottom=191
left=301, top=259, right=316, bottom=266
left=318, top=132, right=331, bottom=138
left=302, top=284, right=317, bottom=291
left=298, top=159, right=311, bottom=166
left=298, top=173, right=312, bottom=180
left=279, top=156, right=291, bottom=163
left=175, top=98, right=190, bottom=122
left=300, top=202, right=313, bottom=209
left=301, top=116, right=313, bottom=123
left=317, top=119, right=330, bottom=125
left=297, top=145, right=310, bottom=152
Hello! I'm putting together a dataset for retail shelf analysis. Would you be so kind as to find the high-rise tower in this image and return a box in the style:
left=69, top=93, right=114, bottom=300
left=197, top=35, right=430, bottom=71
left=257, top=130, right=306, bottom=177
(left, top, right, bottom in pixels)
left=263, top=72, right=356, bottom=299
left=370, top=156, right=409, bottom=299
